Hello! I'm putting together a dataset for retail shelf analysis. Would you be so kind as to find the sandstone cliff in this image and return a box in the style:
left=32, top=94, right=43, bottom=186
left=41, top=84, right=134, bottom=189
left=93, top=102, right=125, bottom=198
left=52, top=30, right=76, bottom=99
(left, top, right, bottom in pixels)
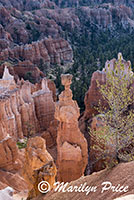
left=0, top=79, right=38, bottom=139
left=32, top=79, right=55, bottom=131
left=0, top=66, right=56, bottom=139
left=0, top=2, right=74, bottom=76
left=0, top=133, right=27, bottom=193
left=79, top=4, right=133, bottom=29
left=0, top=136, right=21, bottom=172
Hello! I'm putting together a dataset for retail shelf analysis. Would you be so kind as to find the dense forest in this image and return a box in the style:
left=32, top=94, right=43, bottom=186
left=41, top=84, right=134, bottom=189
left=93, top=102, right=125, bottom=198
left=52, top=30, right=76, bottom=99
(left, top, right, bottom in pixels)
left=47, top=21, right=134, bottom=111
left=52, top=0, right=134, bottom=8
left=37, top=1, right=134, bottom=111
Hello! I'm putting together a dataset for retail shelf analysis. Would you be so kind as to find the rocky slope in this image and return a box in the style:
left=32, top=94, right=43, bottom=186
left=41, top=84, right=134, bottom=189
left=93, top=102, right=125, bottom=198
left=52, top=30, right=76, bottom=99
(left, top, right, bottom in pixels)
left=41, top=161, right=134, bottom=200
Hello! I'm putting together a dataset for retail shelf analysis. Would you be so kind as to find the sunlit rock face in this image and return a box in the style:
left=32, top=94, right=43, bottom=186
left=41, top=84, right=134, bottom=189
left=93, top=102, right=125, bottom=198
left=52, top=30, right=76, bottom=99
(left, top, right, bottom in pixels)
left=32, top=78, right=55, bottom=131
left=55, top=74, right=88, bottom=182
left=0, top=136, right=21, bottom=171
left=0, top=132, right=26, bottom=194
left=0, top=67, right=23, bottom=140
left=0, top=66, right=16, bottom=90
left=0, top=70, right=39, bottom=139
left=22, top=136, right=57, bottom=199
left=0, top=66, right=57, bottom=140
left=0, top=66, right=58, bottom=196
left=0, top=187, right=14, bottom=200
left=114, top=194, right=134, bottom=200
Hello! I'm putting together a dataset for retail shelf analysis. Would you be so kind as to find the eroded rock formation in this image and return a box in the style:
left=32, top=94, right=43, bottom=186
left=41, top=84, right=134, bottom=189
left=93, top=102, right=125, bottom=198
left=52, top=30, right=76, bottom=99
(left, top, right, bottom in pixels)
left=0, top=67, right=23, bottom=139
left=19, top=80, right=39, bottom=137
left=32, top=79, right=55, bottom=131
left=55, top=74, right=88, bottom=182
left=23, top=136, right=57, bottom=199
left=41, top=119, right=58, bottom=149
left=0, top=66, right=16, bottom=90
left=0, top=77, right=38, bottom=139
left=0, top=131, right=27, bottom=193
left=0, top=67, right=59, bottom=196
left=0, top=136, right=21, bottom=172
left=0, top=38, right=73, bottom=66
left=0, top=170, right=27, bottom=193
left=0, top=66, right=57, bottom=139
left=0, top=62, right=45, bottom=83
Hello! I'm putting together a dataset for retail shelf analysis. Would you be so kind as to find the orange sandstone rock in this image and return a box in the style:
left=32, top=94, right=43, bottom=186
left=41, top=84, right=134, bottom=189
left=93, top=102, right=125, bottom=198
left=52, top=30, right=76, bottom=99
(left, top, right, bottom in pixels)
left=32, top=79, right=55, bottom=131
left=0, top=136, right=21, bottom=171
left=0, top=38, right=73, bottom=66
left=23, top=136, right=57, bottom=199
left=55, top=74, right=88, bottom=182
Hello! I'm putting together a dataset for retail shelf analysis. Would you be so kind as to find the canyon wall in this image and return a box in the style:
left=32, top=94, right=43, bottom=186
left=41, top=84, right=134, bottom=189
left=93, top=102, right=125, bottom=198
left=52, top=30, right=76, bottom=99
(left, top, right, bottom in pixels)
left=0, top=38, right=73, bottom=66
